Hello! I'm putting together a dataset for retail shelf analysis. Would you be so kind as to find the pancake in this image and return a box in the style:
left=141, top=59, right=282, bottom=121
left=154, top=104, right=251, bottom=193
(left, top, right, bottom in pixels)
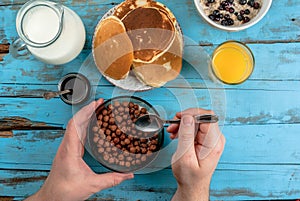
left=93, top=16, right=133, bottom=80
left=133, top=31, right=183, bottom=87
left=114, top=0, right=177, bottom=63
left=114, top=0, right=176, bottom=23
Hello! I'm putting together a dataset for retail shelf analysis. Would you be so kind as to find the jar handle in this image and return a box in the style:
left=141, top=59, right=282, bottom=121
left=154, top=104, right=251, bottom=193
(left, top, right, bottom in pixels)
left=9, top=38, right=31, bottom=59
left=53, top=2, right=64, bottom=35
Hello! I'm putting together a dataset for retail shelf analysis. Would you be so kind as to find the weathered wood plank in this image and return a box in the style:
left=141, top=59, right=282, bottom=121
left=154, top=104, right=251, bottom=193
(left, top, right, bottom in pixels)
left=0, top=130, right=64, bottom=170
left=0, top=84, right=300, bottom=126
left=0, top=43, right=9, bottom=62
left=0, top=44, right=9, bottom=53
left=0, top=79, right=299, bottom=98
left=0, top=116, right=62, bottom=132
left=1, top=164, right=300, bottom=200
left=0, top=131, right=13, bottom=137
left=0, top=0, right=299, bottom=46
left=1, top=122, right=300, bottom=171
left=0, top=1, right=299, bottom=200
left=1, top=43, right=300, bottom=86
left=0, top=197, right=16, bottom=201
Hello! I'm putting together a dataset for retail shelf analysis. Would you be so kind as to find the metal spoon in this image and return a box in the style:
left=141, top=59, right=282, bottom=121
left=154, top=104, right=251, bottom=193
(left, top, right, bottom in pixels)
left=135, top=113, right=219, bottom=133
left=43, top=89, right=72, bottom=100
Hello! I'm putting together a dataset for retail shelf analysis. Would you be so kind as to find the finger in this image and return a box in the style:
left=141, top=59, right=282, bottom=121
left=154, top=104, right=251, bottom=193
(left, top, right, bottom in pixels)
left=79, top=99, right=104, bottom=143
left=168, top=112, right=181, bottom=135
left=72, top=98, right=104, bottom=127
left=93, top=172, right=134, bottom=190
left=166, top=116, right=180, bottom=136
left=79, top=99, right=104, bottom=156
left=62, top=99, right=104, bottom=156
left=199, top=122, right=218, bottom=134
left=166, top=123, right=179, bottom=134
left=196, top=133, right=225, bottom=161
left=167, top=123, right=179, bottom=133
left=169, top=133, right=178, bottom=140
left=66, top=100, right=97, bottom=138
left=168, top=108, right=214, bottom=137
left=173, top=115, right=196, bottom=162
left=196, top=123, right=222, bottom=148
left=69, top=99, right=104, bottom=138
left=195, top=125, right=223, bottom=160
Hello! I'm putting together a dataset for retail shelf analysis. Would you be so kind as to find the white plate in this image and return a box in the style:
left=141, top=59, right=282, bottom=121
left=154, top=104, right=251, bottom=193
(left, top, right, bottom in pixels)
left=92, top=4, right=183, bottom=91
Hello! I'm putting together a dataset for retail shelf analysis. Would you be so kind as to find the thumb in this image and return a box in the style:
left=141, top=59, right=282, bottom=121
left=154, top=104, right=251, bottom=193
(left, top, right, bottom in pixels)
left=175, top=115, right=196, bottom=159
left=93, top=172, right=134, bottom=190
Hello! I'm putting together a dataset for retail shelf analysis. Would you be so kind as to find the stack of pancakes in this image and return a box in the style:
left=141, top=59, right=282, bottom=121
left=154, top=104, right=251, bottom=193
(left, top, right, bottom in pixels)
left=93, top=0, right=183, bottom=87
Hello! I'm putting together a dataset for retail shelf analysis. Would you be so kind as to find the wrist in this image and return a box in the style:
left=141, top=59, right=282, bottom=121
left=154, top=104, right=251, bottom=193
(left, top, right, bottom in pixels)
left=25, top=180, right=59, bottom=201
left=172, top=180, right=210, bottom=201
left=24, top=188, right=47, bottom=201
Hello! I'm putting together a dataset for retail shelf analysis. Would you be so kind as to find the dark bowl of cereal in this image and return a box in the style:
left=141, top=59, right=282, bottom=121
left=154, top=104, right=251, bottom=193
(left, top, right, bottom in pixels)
left=87, top=96, right=164, bottom=173
left=194, top=0, right=272, bottom=31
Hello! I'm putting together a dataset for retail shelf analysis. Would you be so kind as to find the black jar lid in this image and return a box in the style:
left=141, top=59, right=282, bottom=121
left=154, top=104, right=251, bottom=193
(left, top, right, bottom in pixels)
left=58, top=73, right=91, bottom=105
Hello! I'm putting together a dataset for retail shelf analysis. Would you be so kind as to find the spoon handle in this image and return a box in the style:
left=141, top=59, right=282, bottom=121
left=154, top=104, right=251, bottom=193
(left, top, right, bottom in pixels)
left=164, top=114, right=219, bottom=124
left=164, top=119, right=181, bottom=124
left=195, top=114, right=219, bottom=123
left=43, top=89, right=71, bottom=100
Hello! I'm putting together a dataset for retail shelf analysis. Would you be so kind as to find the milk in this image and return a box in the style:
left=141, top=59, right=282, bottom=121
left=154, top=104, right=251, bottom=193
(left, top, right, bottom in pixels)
left=22, top=5, right=86, bottom=65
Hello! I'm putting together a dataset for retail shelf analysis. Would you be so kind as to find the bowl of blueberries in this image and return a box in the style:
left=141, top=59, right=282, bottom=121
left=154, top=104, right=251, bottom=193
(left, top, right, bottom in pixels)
left=194, top=0, right=272, bottom=31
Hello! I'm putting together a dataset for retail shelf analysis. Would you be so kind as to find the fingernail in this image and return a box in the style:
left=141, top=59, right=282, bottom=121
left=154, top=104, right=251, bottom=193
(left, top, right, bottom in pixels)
left=182, top=115, right=193, bottom=126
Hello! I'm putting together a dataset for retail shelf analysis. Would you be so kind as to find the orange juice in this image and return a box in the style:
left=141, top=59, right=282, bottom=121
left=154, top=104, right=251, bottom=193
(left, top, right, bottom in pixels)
left=211, top=41, right=254, bottom=84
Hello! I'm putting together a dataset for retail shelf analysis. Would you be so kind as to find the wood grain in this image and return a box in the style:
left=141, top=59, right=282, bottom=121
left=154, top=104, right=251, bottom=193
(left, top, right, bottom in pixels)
left=0, top=43, right=299, bottom=85
left=0, top=86, right=300, bottom=127
left=0, top=165, right=299, bottom=200
left=1, top=0, right=300, bottom=200
left=0, top=116, right=63, bottom=133
left=0, top=127, right=299, bottom=200
left=0, top=44, right=9, bottom=61
left=0, top=0, right=299, bottom=46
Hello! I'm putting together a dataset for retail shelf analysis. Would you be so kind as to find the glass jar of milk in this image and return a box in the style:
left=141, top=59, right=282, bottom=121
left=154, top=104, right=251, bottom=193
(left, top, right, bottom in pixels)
left=10, top=0, right=86, bottom=65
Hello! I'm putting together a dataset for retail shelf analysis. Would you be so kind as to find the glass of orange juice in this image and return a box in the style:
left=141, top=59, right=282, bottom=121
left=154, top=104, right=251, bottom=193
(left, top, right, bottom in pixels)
left=210, top=41, right=254, bottom=85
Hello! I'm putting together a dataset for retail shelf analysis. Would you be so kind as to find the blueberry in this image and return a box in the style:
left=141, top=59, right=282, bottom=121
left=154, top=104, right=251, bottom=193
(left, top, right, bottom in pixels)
left=240, top=10, right=245, bottom=15
left=234, top=12, right=239, bottom=16
left=247, top=0, right=255, bottom=7
left=228, top=0, right=234, bottom=4
left=221, top=1, right=229, bottom=6
left=215, top=17, right=220, bottom=21
left=243, top=16, right=250, bottom=23
left=221, top=20, right=229, bottom=26
left=208, top=14, right=215, bottom=20
left=218, top=5, right=224, bottom=10
left=237, top=14, right=244, bottom=21
left=239, top=0, right=247, bottom=5
left=224, top=14, right=230, bottom=19
left=227, top=18, right=234, bottom=25
left=219, top=14, right=224, bottom=18
left=207, top=0, right=215, bottom=3
left=254, top=2, right=260, bottom=9
left=229, top=7, right=235, bottom=13
left=213, top=10, right=220, bottom=16
left=244, top=9, right=250, bottom=15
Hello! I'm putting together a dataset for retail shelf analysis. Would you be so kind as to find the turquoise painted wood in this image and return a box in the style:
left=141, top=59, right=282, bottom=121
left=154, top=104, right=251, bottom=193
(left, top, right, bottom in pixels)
left=1, top=0, right=300, bottom=200
left=1, top=124, right=300, bottom=169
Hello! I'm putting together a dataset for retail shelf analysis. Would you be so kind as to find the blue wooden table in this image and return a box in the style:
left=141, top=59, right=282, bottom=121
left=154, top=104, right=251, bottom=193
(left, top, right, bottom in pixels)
left=1, top=0, right=300, bottom=200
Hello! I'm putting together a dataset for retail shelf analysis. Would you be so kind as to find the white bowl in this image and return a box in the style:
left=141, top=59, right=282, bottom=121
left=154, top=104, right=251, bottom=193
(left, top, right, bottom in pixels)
left=194, top=0, right=272, bottom=31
